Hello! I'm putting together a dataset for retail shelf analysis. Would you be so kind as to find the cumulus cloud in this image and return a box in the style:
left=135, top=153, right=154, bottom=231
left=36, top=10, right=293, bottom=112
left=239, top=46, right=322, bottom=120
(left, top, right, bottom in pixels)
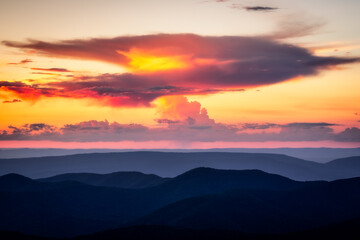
left=1, top=119, right=357, bottom=142
left=156, top=96, right=215, bottom=125
left=2, top=34, right=359, bottom=107
left=0, top=97, right=358, bottom=143
left=1, top=123, right=57, bottom=140
left=334, top=127, right=360, bottom=142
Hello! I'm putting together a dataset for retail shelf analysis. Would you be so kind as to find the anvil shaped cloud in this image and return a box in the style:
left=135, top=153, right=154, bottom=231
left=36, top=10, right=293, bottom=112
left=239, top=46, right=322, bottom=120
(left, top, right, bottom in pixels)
left=3, top=34, right=359, bottom=106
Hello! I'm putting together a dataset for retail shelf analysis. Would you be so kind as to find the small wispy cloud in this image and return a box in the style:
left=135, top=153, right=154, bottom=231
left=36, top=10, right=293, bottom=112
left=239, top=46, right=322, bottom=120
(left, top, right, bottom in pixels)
left=7, top=58, right=32, bottom=65
left=30, top=67, right=71, bottom=72
left=2, top=99, right=22, bottom=103
left=230, top=4, right=278, bottom=12
left=243, top=6, right=278, bottom=12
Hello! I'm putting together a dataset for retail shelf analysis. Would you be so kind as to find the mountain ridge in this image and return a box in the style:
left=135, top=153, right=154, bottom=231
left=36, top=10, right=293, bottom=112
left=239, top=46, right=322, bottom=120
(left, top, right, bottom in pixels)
left=2, top=151, right=358, bottom=180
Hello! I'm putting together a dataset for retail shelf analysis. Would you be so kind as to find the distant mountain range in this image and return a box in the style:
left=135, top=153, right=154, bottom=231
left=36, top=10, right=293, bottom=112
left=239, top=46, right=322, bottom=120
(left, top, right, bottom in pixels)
left=1, top=148, right=360, bottom=162
left=1, top=167, right=360, bottom=238
left=38, top=172, right=168, bottom=189
left=1, top=152, right=360, bottom=180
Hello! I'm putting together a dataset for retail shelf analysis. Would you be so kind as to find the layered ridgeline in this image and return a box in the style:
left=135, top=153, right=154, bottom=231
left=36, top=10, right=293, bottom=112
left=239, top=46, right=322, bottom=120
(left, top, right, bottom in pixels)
left=38, top=172, right=169, bottom=189
left=1, top=152, right=360, bottom=180
left=1, top=148, right=360, bottom=162
left=1, top=168, right=360, bottom=238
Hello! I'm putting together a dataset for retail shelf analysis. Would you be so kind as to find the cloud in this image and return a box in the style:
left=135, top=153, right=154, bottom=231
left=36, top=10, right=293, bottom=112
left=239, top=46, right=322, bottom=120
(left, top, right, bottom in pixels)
left=282, top=122, right=339, bottom=128
left=7, top=58, right=32, bottom=65
left=155, top=119, right=181, bottom=124
left=268, top=17, right=326, bottom=39
left=241, top=122, right=338, bottom=130
left=30, top=67, right=71, bottom=72
left=334, top=127, right=360, bottom=142
left=0, top=96, right=357, bottom=143
left=1, top=118, right=357, bottom=143
left=2, top=99, right=22, bottom=103
left=156, top=96, right=215, bottom=125
left=0, top=80, right=58, bottom=101
left=1, top=123, right=57, bottom=140
left=242, top=6, right=278, bottom=12
left=241, top=123, right=279, bottom=130
left=2, top=34, right=359, bottom=106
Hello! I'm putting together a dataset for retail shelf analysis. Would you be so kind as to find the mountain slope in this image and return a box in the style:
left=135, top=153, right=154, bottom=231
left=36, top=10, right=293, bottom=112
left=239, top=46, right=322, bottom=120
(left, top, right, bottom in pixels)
left=0, top=168, right=318, bottom=237
left=133, top=177, right=360, bottom=233
left=0, top=152, right=329, bottom=180
left=38, top=172, right=168, bottom=189
left=324, top=156, right=360, bottom=178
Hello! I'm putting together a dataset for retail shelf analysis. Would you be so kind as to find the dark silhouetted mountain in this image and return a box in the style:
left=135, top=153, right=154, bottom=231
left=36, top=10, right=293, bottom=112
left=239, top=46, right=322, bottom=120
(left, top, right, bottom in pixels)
left=0, top=174, right=36, bottom=191
left=0, top=231, right=53, bottom=240
left=1, top=151, right=356, bottom=180
left=133, top=177, right=360, bottom=234
left=75, top=217, right=360, bottom=240
left=75, top=225, right=250, bottom=240
left=145, top=168, right=325, bottom=205
left=38, top=172, right=168, bottom=189
left=1, top=167, right=360, bottom=238
left=2, top=217, right=360, bottom=240
left=0, top=168, right=318, bottom=237
left=0, top=178, right=145, bottom=237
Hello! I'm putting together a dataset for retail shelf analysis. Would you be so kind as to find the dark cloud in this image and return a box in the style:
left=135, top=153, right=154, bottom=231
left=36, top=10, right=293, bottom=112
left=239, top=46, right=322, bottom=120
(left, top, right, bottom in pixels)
left=7, top=58, right=32, bottom=65
left=243, top=6, right=278, bottom=12
left=241, top=123, right=279, bottom=130
left=2, top=34, right=359, bottom=106
left=0, top=119, right=358, bottom=143
left=155, top=119, right=181, bottom=124
left=0, top=81, right=58, bottom=99
left=31, top=72, right=63, bottom=76
left=0, top=81, right=27, bottom=87
left=283, top=122, right=339, bottom=128
left=0, top=123, right=57, bottom=140
left=30, top=67, right=71, bottom=72
left=241, top=122, right=338, bottom=130
left=334, top=128, right=360, bottom=142
left=25, top=123, right=54, bottom=131
left=0, top=75, right=231, bottom=107
left=2, top=99, right=22, bottom=103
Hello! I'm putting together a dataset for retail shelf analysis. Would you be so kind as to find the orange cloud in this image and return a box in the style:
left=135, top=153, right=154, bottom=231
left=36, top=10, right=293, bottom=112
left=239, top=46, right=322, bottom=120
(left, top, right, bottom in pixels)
left=156, top=96, right=214, bottom=125
left=117, top=49, right=190, bottom=72
left=2, top=34, right=359, bottom=107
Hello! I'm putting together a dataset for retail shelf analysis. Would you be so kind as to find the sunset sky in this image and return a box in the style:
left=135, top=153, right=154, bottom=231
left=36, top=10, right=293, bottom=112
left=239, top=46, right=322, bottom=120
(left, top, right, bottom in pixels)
left=0, top=0, right=359, bottom=148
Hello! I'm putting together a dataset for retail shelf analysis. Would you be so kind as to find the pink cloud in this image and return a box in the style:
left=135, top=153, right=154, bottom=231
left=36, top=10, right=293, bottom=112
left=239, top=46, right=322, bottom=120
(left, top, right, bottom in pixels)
left=2, top=34, right=359, bottom=107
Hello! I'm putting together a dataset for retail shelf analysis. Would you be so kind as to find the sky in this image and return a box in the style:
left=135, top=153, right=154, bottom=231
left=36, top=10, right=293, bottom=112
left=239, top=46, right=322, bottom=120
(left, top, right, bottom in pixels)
left=0, top=0, right=359, bottom=148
